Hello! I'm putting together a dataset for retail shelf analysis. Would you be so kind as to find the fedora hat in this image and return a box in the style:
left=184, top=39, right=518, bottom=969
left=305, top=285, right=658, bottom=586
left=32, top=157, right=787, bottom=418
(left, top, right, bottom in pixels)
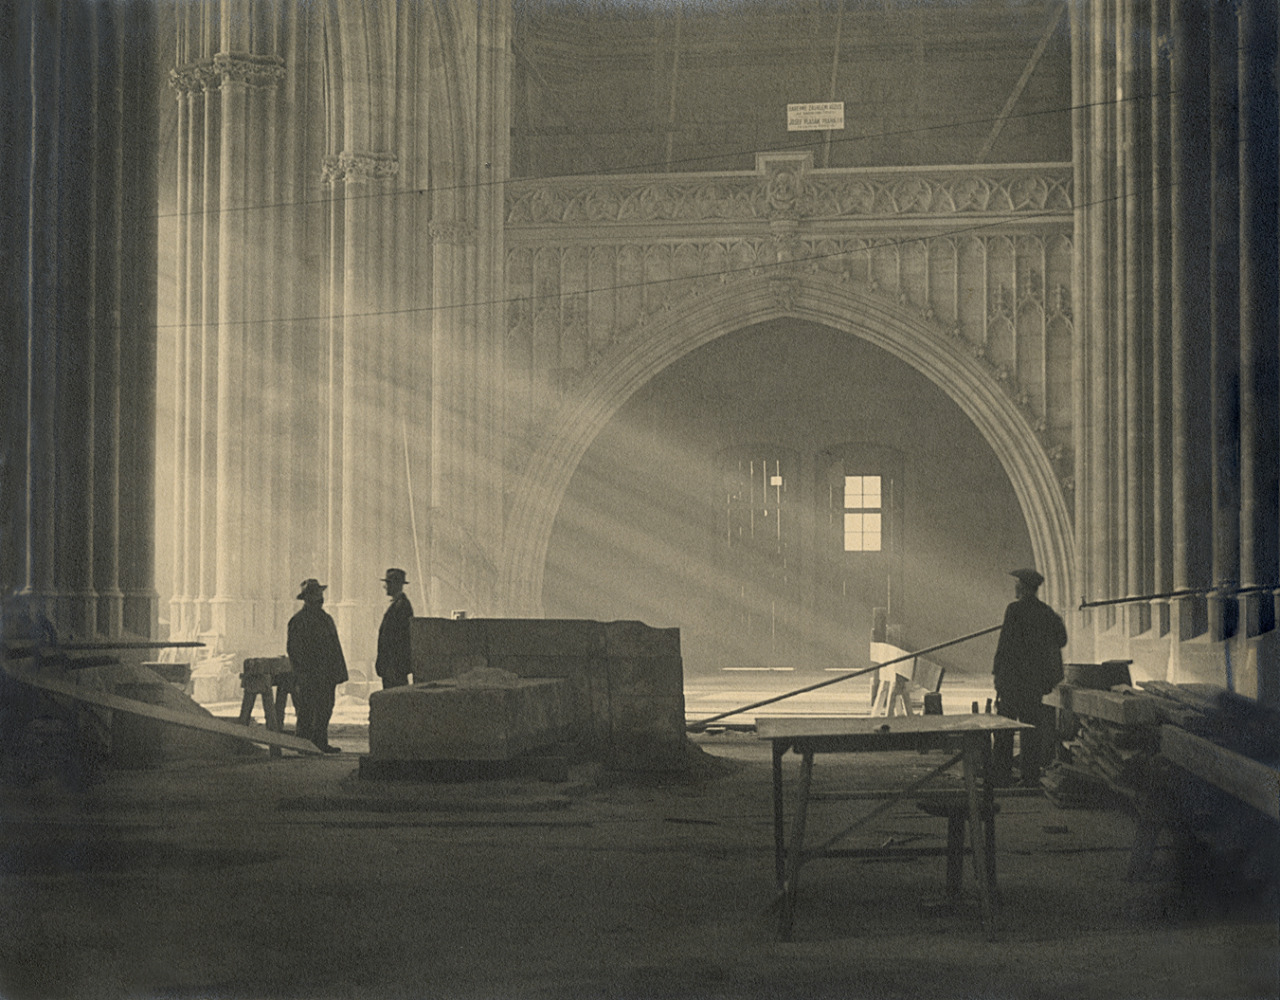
left=297, top=578, right=327, bottom=600
left=382, top=568, right=408, bottom=584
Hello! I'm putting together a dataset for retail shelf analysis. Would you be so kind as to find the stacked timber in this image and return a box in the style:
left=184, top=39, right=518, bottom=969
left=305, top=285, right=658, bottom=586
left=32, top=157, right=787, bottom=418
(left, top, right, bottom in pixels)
left=1041, top=683, right=1160, bottom=808
left=1042, top=681, right=1280, bottom=814
left=1043, top=716, right=1159, bottom=808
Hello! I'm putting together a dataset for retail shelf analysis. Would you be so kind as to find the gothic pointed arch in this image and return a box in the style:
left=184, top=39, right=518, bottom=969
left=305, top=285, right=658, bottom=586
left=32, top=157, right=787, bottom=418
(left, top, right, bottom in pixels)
left=501, top=273, right=1076, bottom=615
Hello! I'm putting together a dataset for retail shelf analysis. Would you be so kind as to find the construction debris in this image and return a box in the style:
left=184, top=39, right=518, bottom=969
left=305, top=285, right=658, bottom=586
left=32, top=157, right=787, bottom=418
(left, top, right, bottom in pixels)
left=1043, top=677, right=1280, bottom=907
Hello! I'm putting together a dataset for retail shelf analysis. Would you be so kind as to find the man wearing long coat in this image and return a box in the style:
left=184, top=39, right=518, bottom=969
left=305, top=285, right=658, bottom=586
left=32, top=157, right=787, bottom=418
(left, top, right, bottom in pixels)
left=991, top=568, right=1067, bottom=785
left=375, top=568, right=414, bottom=689
left=287, top=578, right=348, bottom=753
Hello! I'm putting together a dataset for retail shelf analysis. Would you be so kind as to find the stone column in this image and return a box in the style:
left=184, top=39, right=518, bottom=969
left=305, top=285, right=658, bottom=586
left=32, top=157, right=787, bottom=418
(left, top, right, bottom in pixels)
left=1168, top=0, right=1212, bottom=639
left=1208, top=0, right=1240, bottom=641
left=52, top=0, right=99, bottom=635
left=2, top=0, right=158, bottom=640
left=322, top=150, right=400, bottom=639
left=1069, top=0, right=1099, bottom=646
left=1237, top=0, right=1280, bottom=638
left=23, top=1, right=64, bottom=623
left=197, top=47, right=221, bottom=636
left=1122, top=0, right=1151, bottom=635
left=168, top=62, right=194, bottom=637
left=1087, top=0, right=1117, bottom=628
left=1148, top=0, right=1174, bottom=635
left=208, top=49, right=285, bottom=641
left=119, top=0, right=161, bottom=639
left=429, top=219, right=477, bottom=614
left=477, top=0, right=511, bottom=606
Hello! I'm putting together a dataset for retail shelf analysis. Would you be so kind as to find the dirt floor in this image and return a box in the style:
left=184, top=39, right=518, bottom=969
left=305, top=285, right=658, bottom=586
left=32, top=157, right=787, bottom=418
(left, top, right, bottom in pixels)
left=1, top=724, right=1277, bottom=1000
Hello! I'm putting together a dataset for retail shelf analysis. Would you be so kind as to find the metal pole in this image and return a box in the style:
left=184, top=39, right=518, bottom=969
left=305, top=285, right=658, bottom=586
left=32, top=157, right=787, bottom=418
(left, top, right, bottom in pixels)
left=686, top=623, right=1003, bottom=730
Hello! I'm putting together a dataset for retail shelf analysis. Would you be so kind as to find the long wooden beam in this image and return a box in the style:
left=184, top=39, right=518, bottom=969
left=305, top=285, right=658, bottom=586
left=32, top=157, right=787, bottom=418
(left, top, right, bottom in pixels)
left=1160, top=724, right=1279, bottom=821
left=975, top=2, right=1067, bottom=163
left=3, top=662, right=324, bottom=756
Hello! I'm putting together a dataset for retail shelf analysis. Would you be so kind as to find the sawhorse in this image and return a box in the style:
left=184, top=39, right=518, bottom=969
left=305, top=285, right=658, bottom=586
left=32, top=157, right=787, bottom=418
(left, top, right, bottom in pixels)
left=238, top=657, right=293, bottom=758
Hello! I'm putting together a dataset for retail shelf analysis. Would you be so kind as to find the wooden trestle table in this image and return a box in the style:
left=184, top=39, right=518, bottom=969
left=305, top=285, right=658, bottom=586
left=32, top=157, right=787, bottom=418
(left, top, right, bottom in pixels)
left=758, top=713, right=1031, bottom=941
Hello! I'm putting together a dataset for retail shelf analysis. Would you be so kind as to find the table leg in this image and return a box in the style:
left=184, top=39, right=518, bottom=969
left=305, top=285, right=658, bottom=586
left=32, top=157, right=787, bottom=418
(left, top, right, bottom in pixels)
left=237, top=689, right=256, bottom=725
left=772, top=742, right=786, bottom=890
left=962, top=734, right=996, bottom=938
left=261, top=688, right=281, bottom=759
left=779, top=749, right=814, bottom=942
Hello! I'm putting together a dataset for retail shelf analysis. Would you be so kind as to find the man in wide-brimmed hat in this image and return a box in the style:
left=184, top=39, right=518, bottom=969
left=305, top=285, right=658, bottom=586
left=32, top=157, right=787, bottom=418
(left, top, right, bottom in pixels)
left=991, top=568, right=1067, bottom=786
left=375, top=568, right=414, bottom=689
left=286, top=578, right=348, bottom=753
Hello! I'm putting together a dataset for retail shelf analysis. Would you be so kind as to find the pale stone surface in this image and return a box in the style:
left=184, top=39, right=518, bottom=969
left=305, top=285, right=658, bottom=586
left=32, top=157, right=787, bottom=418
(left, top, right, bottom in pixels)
left=368, top=677, right=572, bottom=761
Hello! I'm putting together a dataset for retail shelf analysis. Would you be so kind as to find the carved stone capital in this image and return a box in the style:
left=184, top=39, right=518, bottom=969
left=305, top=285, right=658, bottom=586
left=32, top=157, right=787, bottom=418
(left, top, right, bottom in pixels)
left=212, top=51, right=286, bottom=89
left=323, top=151, right=400, bottom=185
left=168, top=60, right=219, bottom=95
left=429, top=220, right=476, bottom=246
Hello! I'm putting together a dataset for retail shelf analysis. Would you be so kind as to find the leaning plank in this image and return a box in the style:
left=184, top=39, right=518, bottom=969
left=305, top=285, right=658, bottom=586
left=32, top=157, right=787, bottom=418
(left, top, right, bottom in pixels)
left=3, top=662, right=323, bottom=756
left=1159, top=724, right=1280, bottom=821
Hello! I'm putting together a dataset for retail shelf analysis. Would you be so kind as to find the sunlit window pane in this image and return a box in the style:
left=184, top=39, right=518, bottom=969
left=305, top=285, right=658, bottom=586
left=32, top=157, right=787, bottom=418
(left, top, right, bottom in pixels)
left=842, top=475, right=883, bottom=552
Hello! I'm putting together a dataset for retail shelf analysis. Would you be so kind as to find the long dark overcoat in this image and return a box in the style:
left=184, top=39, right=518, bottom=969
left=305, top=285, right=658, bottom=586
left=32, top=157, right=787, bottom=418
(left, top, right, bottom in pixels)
left=375, top=592, right=414, bottom=681
left=287, top=604, right=349, bottom=686
left=992, top=596, right=1067, bottom=711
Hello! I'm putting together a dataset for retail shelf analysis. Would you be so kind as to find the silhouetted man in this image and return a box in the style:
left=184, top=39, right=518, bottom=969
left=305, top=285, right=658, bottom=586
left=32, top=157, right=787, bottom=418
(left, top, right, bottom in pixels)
left=991, top=568, right=1067, bottom=786
left=375, top=568, right=414, bottom=689
left=287, top=578, right=348, bottom=753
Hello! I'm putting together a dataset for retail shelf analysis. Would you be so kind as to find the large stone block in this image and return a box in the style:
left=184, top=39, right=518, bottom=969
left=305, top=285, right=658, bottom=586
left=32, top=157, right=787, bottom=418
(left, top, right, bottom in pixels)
left=486, top=654, right=587, bottom=680
left=410, top=618, right=488, bottom=681
left=604, top=656, right=684, bottom=699
left=485, top=618, right=605, bottom=658
left=485, top=655, right=617, bottom=741
left=368, top=677, right=571, bottom=762
left=608, top=694, right=687, bottom=748
left=603, top=620, right=681, bottom=658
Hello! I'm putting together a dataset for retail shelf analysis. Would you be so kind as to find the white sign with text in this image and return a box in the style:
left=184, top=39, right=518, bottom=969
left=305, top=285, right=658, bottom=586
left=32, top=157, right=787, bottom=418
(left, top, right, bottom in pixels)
left=787, top=102, right=845, bottom=131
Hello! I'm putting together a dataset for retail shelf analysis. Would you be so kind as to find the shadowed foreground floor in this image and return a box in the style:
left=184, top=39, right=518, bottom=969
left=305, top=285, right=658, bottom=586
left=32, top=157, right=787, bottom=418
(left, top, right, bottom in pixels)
left=1, top=728, right=1276, bottom=1000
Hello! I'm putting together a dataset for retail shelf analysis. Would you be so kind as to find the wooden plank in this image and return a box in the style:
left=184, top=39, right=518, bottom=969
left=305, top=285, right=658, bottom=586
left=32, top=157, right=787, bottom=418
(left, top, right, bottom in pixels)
left=1044, top=686, right=1163, bottom=726
left=1160, top=724, right=1280, bottom=821
left=757, top=714, right=1027, bottom=740
left=3, top=662, right=323, bottom=756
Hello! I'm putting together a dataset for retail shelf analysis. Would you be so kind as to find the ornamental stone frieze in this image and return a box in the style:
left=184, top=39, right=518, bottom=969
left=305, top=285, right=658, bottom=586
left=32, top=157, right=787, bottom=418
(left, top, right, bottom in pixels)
left=428, top=220, right=477, bottom=246
left=506, top=159, right=1072, bottom=227
left=322, top=151, right=401, bottom=185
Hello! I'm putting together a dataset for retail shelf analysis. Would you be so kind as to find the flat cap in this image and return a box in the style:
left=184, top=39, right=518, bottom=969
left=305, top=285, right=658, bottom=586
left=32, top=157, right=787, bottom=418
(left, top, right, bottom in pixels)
left=1009, top=568, right=1044, bottom=589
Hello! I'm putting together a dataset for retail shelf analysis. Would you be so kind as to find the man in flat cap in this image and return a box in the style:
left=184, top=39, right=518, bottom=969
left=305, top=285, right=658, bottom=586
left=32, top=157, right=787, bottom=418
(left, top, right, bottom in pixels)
left=375, top=568, right=414, bottom=689
left=287, top=578, right=348, bottom=753
left=991, top=568, right=1067, bottom=786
